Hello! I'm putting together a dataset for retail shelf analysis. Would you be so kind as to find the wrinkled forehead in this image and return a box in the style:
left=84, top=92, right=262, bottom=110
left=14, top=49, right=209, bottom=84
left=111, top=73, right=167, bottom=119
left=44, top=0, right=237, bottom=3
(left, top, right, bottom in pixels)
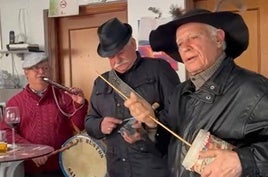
left=176, top=23, right=213, bottom=42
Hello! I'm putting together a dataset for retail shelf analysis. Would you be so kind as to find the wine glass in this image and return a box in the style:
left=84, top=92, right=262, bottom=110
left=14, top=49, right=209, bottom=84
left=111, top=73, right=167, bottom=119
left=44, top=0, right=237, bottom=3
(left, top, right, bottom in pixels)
left=4, top=106, right=20, bottom=149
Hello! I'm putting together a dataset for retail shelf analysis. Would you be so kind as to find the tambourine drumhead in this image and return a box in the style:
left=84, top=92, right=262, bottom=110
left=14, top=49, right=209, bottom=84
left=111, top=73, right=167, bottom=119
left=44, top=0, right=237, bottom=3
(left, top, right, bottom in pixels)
left=59, top=134, right=107, bottom=177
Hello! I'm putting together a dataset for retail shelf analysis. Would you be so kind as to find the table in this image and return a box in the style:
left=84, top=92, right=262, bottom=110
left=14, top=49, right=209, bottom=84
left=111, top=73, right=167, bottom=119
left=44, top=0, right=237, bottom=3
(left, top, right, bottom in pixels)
left=0, top=143, right=54, bottom=163
left=0, top=144, right=54, bottom=177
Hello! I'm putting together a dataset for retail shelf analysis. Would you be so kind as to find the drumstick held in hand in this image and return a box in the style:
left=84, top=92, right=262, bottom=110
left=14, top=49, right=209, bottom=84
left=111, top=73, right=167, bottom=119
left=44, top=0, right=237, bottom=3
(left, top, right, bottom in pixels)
left=47, top=139, right=79, bottom=157
left=96, top=71, right=191, bottom=147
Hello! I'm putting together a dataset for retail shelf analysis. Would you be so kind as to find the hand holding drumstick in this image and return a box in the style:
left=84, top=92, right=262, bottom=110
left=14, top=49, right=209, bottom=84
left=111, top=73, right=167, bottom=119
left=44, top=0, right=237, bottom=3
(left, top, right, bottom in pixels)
left=97, top=71, right=191, bottom=147
left=124, top=92, right=157, bottom=128
left=32, top=139, right=79, bottom=167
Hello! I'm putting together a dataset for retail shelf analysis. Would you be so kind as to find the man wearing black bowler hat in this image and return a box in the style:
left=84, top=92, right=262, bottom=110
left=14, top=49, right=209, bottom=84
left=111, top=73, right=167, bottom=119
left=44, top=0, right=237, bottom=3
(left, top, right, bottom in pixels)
left=85, top=18, right=180, bottom=177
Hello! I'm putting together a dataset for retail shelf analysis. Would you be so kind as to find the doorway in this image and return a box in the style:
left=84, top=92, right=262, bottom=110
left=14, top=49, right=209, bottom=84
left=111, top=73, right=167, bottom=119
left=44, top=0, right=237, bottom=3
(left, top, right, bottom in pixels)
left=44, top=1, right=127, bottom=100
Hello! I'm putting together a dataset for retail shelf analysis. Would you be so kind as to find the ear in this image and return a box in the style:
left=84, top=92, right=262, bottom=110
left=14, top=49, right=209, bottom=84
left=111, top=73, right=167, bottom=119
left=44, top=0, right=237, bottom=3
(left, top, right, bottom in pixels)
left=24, top=70, right=29, bottom=77
left=216, top=29, right=225, bottom=47
left=130, top=37, right=137, bottom=49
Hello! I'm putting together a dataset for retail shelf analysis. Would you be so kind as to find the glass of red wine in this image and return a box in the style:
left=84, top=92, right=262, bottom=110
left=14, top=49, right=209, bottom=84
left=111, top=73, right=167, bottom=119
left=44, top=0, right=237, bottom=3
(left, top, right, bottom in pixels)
left=4, top=106, right=20, bottom=149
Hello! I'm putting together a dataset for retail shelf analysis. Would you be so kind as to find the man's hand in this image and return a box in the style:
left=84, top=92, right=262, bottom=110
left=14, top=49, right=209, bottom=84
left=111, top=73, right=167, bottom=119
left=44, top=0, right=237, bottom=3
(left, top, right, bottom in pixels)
left=101, top=117, right=122, bottom=134
left=124, top=92, right=157, bottom=128
left=199, top=149, right=242, bottom=177
left=121, top=121, right=145, bottom=143
left=32, top=155, right=48, bottom=167
left=66, top=87, right=85, bottom=105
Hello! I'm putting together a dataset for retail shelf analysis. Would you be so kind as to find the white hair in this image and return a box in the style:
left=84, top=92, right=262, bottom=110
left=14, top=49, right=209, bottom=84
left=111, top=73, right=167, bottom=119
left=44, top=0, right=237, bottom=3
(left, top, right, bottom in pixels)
left=205, top=24, right=227, bottom=50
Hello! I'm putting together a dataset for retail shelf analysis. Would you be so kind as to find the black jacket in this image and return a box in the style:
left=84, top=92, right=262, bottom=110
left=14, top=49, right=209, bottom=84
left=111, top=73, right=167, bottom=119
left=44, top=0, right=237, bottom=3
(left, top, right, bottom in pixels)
left=164, top=57, right=268, bottom=177
left=85, top=53, right=180, bottom=177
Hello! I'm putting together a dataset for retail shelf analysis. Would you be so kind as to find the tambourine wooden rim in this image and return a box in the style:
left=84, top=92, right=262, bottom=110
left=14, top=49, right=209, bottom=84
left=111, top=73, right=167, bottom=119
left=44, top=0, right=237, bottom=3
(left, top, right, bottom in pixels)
left=59, top=134, right=107, bottom=177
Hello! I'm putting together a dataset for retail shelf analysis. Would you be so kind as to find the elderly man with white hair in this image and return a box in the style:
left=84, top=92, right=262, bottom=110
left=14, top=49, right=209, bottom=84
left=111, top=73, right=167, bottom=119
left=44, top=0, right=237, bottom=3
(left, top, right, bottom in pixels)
left=125, top=9, right=268, bottom=177
left=0, top=52, right=88, bottom=177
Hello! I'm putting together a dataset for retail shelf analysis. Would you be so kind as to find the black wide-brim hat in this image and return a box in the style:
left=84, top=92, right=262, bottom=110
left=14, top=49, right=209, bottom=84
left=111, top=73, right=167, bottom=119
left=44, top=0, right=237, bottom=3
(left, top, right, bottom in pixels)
left=97, top=18, right=132, bottom=57
left=149, top=9, right=249, bottom=62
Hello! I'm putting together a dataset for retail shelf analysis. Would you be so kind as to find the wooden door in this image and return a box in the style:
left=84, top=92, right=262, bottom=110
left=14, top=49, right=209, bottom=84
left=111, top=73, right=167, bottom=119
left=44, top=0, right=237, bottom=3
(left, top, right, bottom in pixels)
left=44, top=1, right=127, bottom=100
left=193, top=0, right=268, bottom=77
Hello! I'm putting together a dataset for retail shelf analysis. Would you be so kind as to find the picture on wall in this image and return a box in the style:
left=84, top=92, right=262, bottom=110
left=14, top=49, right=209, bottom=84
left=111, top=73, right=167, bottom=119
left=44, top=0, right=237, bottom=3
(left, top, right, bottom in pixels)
left=137, top=16, right=178, bottom=71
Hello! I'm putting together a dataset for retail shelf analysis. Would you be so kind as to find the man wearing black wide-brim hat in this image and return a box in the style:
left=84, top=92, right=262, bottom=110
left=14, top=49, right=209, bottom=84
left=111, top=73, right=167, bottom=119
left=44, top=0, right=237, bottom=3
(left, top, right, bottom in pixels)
left=85, top=18, right=181, bottom=177
left=125, top=9, right=268, bottom=177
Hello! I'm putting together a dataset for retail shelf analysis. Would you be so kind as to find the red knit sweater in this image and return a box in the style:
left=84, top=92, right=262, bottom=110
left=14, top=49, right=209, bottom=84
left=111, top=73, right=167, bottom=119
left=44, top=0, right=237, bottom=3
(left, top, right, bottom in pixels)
left=0, top=85, right=88, bottom=174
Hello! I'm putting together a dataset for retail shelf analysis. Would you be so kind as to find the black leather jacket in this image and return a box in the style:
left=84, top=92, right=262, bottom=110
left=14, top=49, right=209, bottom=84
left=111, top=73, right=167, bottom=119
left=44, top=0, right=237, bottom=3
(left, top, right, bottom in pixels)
left=85, top=53, right=180, bottom=177
left=163, top=57, right=268, bottom=177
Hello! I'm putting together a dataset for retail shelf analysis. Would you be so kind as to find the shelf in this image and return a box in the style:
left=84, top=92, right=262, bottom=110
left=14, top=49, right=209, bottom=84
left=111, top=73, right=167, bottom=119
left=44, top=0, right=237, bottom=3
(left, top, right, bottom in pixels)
left=0, top=50, right=29, bottom=54
left=0, top=50, right=30, bottom=60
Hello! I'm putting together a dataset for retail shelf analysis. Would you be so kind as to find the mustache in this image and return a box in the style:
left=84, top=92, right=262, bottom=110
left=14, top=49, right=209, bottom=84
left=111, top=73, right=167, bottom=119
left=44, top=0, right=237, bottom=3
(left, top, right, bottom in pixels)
left=39, top=75, right=47, bottom=78
left=114, top=60, right=128, bottom=69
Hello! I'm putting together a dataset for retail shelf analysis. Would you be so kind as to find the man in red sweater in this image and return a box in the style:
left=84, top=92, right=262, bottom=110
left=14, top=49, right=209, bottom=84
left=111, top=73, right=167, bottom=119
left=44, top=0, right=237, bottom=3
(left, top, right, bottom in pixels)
left=0, top=52, right=88, bottom=177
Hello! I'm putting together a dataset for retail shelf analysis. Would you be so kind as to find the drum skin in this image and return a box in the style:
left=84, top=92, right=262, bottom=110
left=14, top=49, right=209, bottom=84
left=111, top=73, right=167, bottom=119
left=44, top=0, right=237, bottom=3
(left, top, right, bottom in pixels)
left=59, top=134, right=107, bottom=177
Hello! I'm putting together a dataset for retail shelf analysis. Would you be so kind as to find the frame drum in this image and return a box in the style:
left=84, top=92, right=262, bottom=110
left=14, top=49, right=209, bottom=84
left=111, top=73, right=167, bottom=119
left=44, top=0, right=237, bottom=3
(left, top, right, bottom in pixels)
left=59, top=134, right=107, bottom=177
left=182, top=129, right=234, bottom=174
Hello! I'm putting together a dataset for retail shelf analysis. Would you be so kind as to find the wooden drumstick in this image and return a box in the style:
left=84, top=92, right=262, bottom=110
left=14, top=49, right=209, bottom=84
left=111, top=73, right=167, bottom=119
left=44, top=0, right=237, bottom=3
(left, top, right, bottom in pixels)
left=96, top=71, right=191, bottom=147
left=47, top=139, right=79, bottom=157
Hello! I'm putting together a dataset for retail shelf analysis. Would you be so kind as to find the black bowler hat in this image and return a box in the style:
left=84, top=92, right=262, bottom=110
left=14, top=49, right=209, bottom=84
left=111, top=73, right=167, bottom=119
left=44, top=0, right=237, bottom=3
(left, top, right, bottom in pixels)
left=149, top=9, right=249, bottom=62
left=97, top=18, right=132, bottom=57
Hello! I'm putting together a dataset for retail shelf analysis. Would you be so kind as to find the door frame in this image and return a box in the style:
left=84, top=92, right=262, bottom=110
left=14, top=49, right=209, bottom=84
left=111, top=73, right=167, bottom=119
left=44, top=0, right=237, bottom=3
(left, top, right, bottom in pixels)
left=43, top=1, right=127, bottom=82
